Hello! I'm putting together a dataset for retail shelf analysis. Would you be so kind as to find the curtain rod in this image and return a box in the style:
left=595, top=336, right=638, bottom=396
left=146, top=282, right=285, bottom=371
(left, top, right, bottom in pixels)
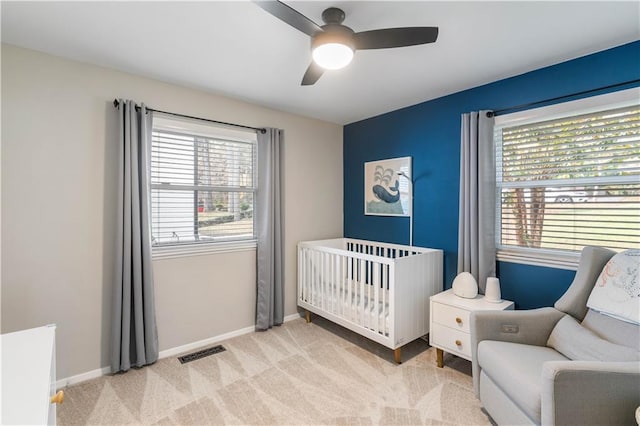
left=113, top=99, right=267, bottom=134
left=486, top=79, right=640, bottom=118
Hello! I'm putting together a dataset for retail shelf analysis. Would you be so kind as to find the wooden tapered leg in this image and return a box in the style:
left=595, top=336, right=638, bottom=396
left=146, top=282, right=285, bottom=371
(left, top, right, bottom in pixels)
left=436, top=348, right=444, bottom=368
left=305, top=310, right=311, bottom=323
left=394, top=348, right=402, bottom=364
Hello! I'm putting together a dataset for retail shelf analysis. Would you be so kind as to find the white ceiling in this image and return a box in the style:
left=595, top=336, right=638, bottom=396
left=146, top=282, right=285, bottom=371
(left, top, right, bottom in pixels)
left=2, top=1, right=639, bottom=124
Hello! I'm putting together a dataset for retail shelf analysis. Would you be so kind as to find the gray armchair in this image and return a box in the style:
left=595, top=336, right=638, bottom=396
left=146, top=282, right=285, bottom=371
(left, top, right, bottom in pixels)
left=470, top=246, right=640, bottom=425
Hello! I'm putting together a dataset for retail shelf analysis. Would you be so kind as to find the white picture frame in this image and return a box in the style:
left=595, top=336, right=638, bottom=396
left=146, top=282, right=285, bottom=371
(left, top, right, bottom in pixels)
left=364, top=156, right=412, bottom=216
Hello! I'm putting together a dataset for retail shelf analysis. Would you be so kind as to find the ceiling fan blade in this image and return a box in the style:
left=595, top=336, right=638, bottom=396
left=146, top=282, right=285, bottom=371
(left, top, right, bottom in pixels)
left=354, top=27, right=439, bottom=50
left=254, top=1, right=322, bottom=37
left=301, top=61, right=324, bottom=86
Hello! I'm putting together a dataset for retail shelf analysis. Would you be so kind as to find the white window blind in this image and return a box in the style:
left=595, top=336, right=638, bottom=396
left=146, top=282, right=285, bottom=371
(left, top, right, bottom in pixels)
left=150, top=115, right=257, bottom=248
left=495, top=99, right=640, bottom=257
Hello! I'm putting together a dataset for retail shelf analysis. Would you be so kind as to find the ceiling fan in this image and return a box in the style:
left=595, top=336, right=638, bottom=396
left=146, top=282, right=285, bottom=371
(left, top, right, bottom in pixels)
left=255, top=1, right=439, bottom=86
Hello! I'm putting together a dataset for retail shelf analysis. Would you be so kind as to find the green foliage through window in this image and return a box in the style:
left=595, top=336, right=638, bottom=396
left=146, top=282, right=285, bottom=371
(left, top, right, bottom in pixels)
left=496, top=103, right=639, bottom=252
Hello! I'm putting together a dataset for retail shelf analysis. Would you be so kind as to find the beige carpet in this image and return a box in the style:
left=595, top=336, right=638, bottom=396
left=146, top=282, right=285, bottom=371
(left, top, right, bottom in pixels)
left=58, top=317, right=491, bottom=425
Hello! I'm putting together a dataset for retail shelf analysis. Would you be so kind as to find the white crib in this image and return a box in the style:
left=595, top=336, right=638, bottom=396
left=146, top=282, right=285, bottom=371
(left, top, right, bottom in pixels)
left=297, top=238, right=443, bottom=362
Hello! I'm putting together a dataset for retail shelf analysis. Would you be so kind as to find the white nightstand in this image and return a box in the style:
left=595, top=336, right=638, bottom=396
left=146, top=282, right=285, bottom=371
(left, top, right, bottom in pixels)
left=429, top=289, right=514, bottom=367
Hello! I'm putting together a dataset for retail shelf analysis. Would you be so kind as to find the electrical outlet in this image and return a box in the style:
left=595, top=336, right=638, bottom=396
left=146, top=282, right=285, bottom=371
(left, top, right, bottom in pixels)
left=501, top=324, right=519, bottom=333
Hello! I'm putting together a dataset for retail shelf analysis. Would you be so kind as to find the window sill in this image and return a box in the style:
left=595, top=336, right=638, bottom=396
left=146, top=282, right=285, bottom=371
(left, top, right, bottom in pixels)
left=152, top=239, right=257, bottom=260
left=497, top=248, right=580, bottom=271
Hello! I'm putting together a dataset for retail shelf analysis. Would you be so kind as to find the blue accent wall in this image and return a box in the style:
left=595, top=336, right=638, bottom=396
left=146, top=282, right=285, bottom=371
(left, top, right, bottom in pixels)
left=343, top=41, right=640, bottom=309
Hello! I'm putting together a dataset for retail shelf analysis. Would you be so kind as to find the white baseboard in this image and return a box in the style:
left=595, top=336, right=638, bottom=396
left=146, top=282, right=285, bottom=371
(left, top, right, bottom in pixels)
left=56, top=366, right=111, bottom=388
left=157, top=325, right=255, bottom=359
left=283, top=312, right=302, bottom=322
left=56, top=312, right=303, bottom=388
left=159, top=312, right=301, bottom=358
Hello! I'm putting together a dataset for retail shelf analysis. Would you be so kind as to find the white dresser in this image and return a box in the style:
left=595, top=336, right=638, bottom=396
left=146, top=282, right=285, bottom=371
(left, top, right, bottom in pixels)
left=1, top=324, right=62, bottom=425
left=430, top=289, right=514, bottom=367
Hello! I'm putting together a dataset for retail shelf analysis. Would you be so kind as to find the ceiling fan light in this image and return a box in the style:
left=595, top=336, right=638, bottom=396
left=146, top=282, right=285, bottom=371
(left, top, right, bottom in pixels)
left=312, top=42, right=354, bottom=70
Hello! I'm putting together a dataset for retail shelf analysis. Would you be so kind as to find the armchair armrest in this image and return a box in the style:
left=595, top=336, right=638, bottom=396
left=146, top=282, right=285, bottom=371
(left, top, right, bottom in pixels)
left=470, top=307, right=565, bottom=396
left=541, top=361, right=640, bottom=426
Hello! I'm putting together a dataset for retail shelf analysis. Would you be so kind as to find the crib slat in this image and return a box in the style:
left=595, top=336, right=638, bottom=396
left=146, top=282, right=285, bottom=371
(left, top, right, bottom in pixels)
left=309, top=248, right=313, bottom=304
left=322, top=251, right=327, bottom=312
left=309, top=249, right=314, bottom=306
left=373, top=261, right=380, bottom=334
left=303, top=248, right=308, bottom=302
left=325, top=251, right=330, bottom=312
left=315, top=249, right=320, bottom=308
left=301, top=248, right=306, bottom=302
left=342, top=255, right=347, bottom=318
left=381, top=263, right=386, bottom=335
left=367, top=259, right=372, bottom=331
left=334, top=252, right=338, bottom=314
left=384, top=263, right=388, bottom=336
left=345, top=257, right=353, bottom=321
left=333, top=254, right=337, bottom=315
left=307, top=248, right=312, bottom=303
left=338, top=254, right=343, bottom=317
left=353, top=256, right=358, bottom=324
left=331, top=251, right=336, bottom=314
left=359, top=258, right=365, bottom=329
left=338, top=254, right=342, bottom=315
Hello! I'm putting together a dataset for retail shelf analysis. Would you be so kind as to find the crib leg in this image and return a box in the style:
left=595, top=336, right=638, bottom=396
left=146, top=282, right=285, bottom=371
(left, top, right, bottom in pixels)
left=305, top=310, right=311, bottom=323
left=394, top=348, right=402, bottom=364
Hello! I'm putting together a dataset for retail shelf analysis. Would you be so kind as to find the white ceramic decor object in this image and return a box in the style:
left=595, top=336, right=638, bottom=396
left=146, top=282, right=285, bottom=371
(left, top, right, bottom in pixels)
left=452, top=272, right=478, bottom=299
left=485, top=277, right=502, bottom=303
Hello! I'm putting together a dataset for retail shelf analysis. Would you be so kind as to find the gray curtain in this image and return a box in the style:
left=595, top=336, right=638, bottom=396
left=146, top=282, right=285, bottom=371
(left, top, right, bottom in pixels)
left=458, top=111, right=496, bottom=293
left=256, top=128, right=284, bottom=330
left=111, top=99, right=158, bottom=373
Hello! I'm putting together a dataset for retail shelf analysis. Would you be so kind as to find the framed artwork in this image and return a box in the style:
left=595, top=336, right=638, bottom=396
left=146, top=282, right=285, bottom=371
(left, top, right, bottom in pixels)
left=364, top=156, right=412, bottom=216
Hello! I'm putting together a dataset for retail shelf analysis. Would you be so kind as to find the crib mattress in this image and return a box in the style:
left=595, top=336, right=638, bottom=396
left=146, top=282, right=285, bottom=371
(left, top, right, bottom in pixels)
left=301, top=284, right=390, bottom=335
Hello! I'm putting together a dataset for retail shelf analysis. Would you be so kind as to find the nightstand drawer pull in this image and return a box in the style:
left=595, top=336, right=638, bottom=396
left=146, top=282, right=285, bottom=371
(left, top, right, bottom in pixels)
left=455, top=340, right=462, bottom=346
left=455, top=317, right=462, bottom=324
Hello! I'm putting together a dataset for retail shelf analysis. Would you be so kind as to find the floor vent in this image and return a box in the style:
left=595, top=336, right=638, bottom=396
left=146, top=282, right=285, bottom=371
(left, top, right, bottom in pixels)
left=178, top=345, right=226, bottom=364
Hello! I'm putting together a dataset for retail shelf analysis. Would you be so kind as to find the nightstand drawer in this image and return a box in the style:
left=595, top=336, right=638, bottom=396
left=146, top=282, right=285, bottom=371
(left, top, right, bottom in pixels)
left=432, top=302, right=472, bottom=333
left=431, top=323, right=471, bottom=360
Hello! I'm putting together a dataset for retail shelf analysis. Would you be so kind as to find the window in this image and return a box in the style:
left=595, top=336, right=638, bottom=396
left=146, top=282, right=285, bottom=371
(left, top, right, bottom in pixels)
left=150, top=114, right=257, bottom=256
left=494, top=88, right=639, bottom=268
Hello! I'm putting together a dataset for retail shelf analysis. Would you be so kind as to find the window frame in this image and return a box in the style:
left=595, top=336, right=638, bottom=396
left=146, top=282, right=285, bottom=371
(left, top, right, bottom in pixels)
left=150, top=113, right=258, bottom=259
left=494, top=87, right=640, bottom=270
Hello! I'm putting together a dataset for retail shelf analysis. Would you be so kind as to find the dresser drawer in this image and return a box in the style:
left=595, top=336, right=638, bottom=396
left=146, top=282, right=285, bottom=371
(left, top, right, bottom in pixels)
left=431, top=323, right=471, bottom=360
left=432, top=302, right=472, bottom=333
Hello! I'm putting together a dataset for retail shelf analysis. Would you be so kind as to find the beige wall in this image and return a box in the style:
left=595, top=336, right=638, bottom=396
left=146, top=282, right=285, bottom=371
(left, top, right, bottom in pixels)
left=1, top=44, right=343, bottom=379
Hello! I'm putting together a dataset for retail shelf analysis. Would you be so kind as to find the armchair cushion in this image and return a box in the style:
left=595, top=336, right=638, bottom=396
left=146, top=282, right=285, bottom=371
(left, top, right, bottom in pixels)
left=582, top=309, right=640, bottom=350
left=547, top=315, right=640, bottom=362
left=477, top=340, right=568, bottom=423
